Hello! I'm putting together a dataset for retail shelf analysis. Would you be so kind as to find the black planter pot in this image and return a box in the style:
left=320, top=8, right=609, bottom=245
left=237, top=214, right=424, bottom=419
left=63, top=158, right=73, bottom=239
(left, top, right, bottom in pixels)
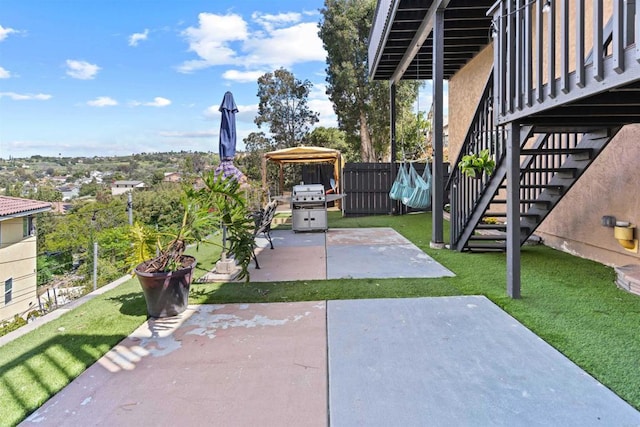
left=135, top=256, right=196, bottom=318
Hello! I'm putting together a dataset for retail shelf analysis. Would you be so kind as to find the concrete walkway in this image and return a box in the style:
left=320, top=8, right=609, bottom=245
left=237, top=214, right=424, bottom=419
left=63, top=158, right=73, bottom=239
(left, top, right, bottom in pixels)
left=221, top=227, right=455, bottom=282
left=16, top=228, right=640, bottom=426
left=22, top=298, right=640, bottom=426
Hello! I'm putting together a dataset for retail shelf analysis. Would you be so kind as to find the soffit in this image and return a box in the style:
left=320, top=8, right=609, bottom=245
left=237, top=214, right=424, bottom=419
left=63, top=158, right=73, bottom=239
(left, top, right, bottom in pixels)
left=369, top=0, right=495, bottom=81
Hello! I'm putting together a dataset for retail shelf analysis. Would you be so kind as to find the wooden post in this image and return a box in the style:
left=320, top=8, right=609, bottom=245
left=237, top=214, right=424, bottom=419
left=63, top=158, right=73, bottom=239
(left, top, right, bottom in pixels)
left=390, top=82, right=399, bottom=215
left=431, top=9, right=444, bottom=247
left=506, top=121, right=521, bottom=298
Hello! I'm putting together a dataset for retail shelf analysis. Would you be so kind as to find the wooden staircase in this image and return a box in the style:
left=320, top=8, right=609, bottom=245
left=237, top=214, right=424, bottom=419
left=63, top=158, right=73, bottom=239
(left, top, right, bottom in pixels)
left=448, top=2, right=640, bottom=256
left=462, top=127, right=620, bottom=252
left=448, top=71, right=624, bottom=252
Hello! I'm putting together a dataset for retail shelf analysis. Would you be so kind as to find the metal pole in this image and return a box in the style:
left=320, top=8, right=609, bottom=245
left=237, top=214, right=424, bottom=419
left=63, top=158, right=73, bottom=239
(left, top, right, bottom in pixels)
left=93, top=241, right=98, bottom=291
left=127, top=192, right=133, bottom=226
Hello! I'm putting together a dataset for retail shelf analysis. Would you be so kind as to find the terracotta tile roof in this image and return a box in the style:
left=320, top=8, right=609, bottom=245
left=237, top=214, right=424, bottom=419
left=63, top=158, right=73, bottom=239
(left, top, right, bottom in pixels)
left=0, top=196, right=52, bottom=218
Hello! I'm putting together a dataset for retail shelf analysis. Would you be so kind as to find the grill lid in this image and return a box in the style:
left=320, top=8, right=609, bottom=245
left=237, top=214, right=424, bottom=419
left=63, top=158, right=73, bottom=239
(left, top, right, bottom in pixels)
left=292, top=184, right=325, bottom=202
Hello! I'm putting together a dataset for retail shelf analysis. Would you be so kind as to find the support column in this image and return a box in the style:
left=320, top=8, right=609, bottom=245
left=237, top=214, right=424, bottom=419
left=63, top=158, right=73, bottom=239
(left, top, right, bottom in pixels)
left=390, top=82, right=400, bottom=215
left=506, top=121, right=521, bottom=298
left=431, top=9, right=444, bottom=248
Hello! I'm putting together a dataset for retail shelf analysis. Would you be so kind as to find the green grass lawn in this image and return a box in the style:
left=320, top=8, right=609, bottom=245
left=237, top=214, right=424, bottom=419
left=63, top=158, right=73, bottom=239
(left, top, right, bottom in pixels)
left=1, top=211, right=639, bottom=425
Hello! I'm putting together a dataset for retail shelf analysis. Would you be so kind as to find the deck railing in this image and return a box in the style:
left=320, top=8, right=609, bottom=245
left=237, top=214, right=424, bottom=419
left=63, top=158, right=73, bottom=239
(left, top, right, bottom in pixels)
left=491, top=0, right=639, bottom=124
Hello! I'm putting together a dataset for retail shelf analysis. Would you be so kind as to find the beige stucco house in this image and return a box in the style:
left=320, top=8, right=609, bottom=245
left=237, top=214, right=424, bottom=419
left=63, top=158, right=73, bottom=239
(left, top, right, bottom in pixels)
left=446, top=3, right=640, bottom=269
left=369, top=0, right=640, bottom=296
left=110, top=180, right=146, bottom=196
left=0, top=196, right=52, bottom=321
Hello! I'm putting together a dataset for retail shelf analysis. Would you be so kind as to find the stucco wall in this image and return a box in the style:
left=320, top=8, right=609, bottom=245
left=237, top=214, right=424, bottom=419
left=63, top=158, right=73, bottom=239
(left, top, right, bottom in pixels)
left=537, top=124, right=640, bottom=267
left=448, top=3, right=638, bottom=268
left=1, top=218, right=39, bottom=321
left=448, top=44, right=493, bottom=162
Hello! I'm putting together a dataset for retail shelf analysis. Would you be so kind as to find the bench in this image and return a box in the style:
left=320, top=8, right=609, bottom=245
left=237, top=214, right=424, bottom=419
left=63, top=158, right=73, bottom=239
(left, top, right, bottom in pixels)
left=251, top=200, right=278, bottom=269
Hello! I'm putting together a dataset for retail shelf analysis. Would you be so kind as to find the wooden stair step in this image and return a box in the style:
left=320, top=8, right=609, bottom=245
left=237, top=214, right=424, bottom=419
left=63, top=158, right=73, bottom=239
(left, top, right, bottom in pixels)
left=491, top=199, right=552, bottom=207
left=521, top=148, right=593, bottom=157
left=476, top=223, right=507, bottom=229
left=465, top=242, right=507, bottom=251
left=468, top=234, right=507, bottom=241
left=523, top=167, right=578, bottom=177
left=485, top=212, right=540, bottom=218
left=500, top=184, right=564, bottom=192
left=475, top=223, right=532, bottom=233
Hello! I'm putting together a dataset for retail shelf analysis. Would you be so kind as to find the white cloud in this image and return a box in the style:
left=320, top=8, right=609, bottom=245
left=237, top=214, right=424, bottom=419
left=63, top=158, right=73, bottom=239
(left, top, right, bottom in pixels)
left=235, top=104, right=258, bottom=122
left=178, top=12, right=325, bottom=73
left=178, top=13, right=248, bottom=73
left=0, top=66, right=11, bottom=78
left=130, top=97, right=171, bottom=107
left=159, top=130, right=216, bottom=138
left=66, top=59, right=100, bottom=80
left=252, top=12, right=301, bottom=32
left=87, top=96, right=118, bottom=107
left=0, top=92, right=52, bottom=100
left=221, top=69, right=265, bottom=83
left=0, top=24, right=18, bottom=42
left=242, top=22, right=325, bottom=68
left=308, top=83, right=337, bottom=128
left=129, top=29, right=149, bottom=47
left=203, top=103, right=257, bottom=122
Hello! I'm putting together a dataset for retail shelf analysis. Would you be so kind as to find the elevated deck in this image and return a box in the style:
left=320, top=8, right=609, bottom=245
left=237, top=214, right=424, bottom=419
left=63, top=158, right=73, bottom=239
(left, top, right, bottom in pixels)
left=492, top=0, right=640, bottom=127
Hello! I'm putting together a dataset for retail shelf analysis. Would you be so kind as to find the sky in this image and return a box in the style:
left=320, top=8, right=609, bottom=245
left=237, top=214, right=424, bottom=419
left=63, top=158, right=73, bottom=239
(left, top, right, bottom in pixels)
left=0, top=0, right=435, bottom=159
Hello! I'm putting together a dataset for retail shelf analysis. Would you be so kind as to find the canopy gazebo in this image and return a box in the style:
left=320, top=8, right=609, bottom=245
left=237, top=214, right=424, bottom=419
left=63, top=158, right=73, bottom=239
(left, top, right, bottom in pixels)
left=262, top=146, right=344, bottom=196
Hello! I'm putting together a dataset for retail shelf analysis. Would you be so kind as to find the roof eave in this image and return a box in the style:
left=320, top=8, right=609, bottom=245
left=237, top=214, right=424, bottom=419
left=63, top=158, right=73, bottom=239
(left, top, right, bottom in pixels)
left=0, top=205, right=52, bottom=220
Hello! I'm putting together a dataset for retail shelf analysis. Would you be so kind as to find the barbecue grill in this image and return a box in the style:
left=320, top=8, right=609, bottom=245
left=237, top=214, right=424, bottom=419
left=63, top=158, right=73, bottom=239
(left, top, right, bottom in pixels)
left=291, top=184, right=327, bottom=232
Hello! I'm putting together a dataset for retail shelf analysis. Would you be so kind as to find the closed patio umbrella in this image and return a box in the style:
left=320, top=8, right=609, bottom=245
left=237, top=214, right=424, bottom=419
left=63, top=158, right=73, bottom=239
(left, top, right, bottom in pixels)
left=215, top=91, right=246, bottom=182
left=214, top=91, right=247, bottom=269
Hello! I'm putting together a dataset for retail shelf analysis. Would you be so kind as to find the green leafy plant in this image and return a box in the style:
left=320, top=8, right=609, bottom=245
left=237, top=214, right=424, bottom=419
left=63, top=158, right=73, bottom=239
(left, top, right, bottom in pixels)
left=458, top=149, right=496, bottom=178
left=129, top=172, right=255, bottom=281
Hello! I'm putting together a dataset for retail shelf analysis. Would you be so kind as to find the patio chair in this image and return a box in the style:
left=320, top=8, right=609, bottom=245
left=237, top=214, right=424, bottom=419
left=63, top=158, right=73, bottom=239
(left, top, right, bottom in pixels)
left=251, top=200, right=278, bottom=269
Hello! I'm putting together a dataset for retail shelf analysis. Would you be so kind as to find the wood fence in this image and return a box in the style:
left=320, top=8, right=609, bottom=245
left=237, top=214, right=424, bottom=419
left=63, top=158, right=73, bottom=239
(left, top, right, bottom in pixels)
left=342, top=163, right=449, bottom=217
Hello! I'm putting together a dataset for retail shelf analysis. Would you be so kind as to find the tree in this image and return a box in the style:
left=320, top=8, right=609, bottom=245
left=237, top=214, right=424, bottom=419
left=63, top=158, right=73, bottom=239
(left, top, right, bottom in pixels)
left=35, top=184, right=63, bottom=202
left=130, top=185, right=184, bottom=230
left=305, top=126, right=358, bottom=162
left=319, top=0, right=420, bottom=162
left=79, top=179, right=102, bottom=197
left=255, top=68, right=319, bottom=149
left=240, top=132, right=276, bottom=182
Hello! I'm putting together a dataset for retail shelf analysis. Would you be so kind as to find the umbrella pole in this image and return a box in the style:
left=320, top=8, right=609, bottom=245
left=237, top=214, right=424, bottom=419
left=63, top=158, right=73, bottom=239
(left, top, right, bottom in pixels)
left=221, top=222, right=227, bottom=260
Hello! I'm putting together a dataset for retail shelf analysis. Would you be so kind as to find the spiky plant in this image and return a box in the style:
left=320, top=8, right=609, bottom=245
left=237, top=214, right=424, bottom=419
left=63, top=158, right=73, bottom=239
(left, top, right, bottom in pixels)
left=129, top=172, right=255, bottom=281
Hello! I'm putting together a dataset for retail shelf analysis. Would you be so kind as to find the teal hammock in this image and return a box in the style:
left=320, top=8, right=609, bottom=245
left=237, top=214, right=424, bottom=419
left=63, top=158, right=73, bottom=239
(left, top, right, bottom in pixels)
left=389, top=162, right=432, bottom=210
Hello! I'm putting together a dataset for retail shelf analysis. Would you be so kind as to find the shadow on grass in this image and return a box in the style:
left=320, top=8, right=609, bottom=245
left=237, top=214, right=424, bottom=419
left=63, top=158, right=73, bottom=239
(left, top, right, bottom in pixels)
left=106, top=292, right=147, bottom=316
left=2, top=333, right=132, bottom=425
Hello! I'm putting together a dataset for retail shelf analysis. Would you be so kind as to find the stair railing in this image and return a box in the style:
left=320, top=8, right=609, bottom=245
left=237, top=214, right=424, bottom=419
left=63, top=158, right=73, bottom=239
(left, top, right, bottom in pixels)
left=447, top=70, right=507, bottom=248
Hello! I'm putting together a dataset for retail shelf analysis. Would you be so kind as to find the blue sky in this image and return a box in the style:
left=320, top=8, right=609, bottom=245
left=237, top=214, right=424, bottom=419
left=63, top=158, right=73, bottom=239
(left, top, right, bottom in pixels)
left=0, top=0, right=436, bottom=159
left=0, top=0, right=337, bottom=158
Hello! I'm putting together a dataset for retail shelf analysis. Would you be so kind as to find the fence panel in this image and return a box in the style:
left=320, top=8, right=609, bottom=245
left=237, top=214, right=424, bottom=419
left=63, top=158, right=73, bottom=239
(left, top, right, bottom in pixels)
left=343, top=163, right=392, bottom=216
left=343, top=162, right=450, bottom=217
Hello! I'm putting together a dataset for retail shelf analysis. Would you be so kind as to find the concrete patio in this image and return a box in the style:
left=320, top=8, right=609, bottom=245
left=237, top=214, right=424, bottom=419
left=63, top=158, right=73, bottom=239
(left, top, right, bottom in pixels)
left=202, top=227, right=456, bottom=283
left=20, top=228, right=640, bottom=426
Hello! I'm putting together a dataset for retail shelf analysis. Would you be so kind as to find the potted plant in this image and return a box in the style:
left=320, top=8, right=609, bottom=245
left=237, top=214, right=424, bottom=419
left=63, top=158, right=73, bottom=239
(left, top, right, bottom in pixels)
left=458, top=149, right=496, bottom=179
left=130, top=172, right=255, bottom=318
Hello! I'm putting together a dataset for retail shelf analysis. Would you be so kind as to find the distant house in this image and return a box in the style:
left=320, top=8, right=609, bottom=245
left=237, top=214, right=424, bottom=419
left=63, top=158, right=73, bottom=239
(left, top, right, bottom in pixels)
left=0, top=196, right=51, bottom=321
left=163, top=172, right=181, bottom=183
left=111, top=180, right=146, bottom=196
left=57, top=185, right=79, bottom=201
left=50, top=176, right=69, bottom=185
